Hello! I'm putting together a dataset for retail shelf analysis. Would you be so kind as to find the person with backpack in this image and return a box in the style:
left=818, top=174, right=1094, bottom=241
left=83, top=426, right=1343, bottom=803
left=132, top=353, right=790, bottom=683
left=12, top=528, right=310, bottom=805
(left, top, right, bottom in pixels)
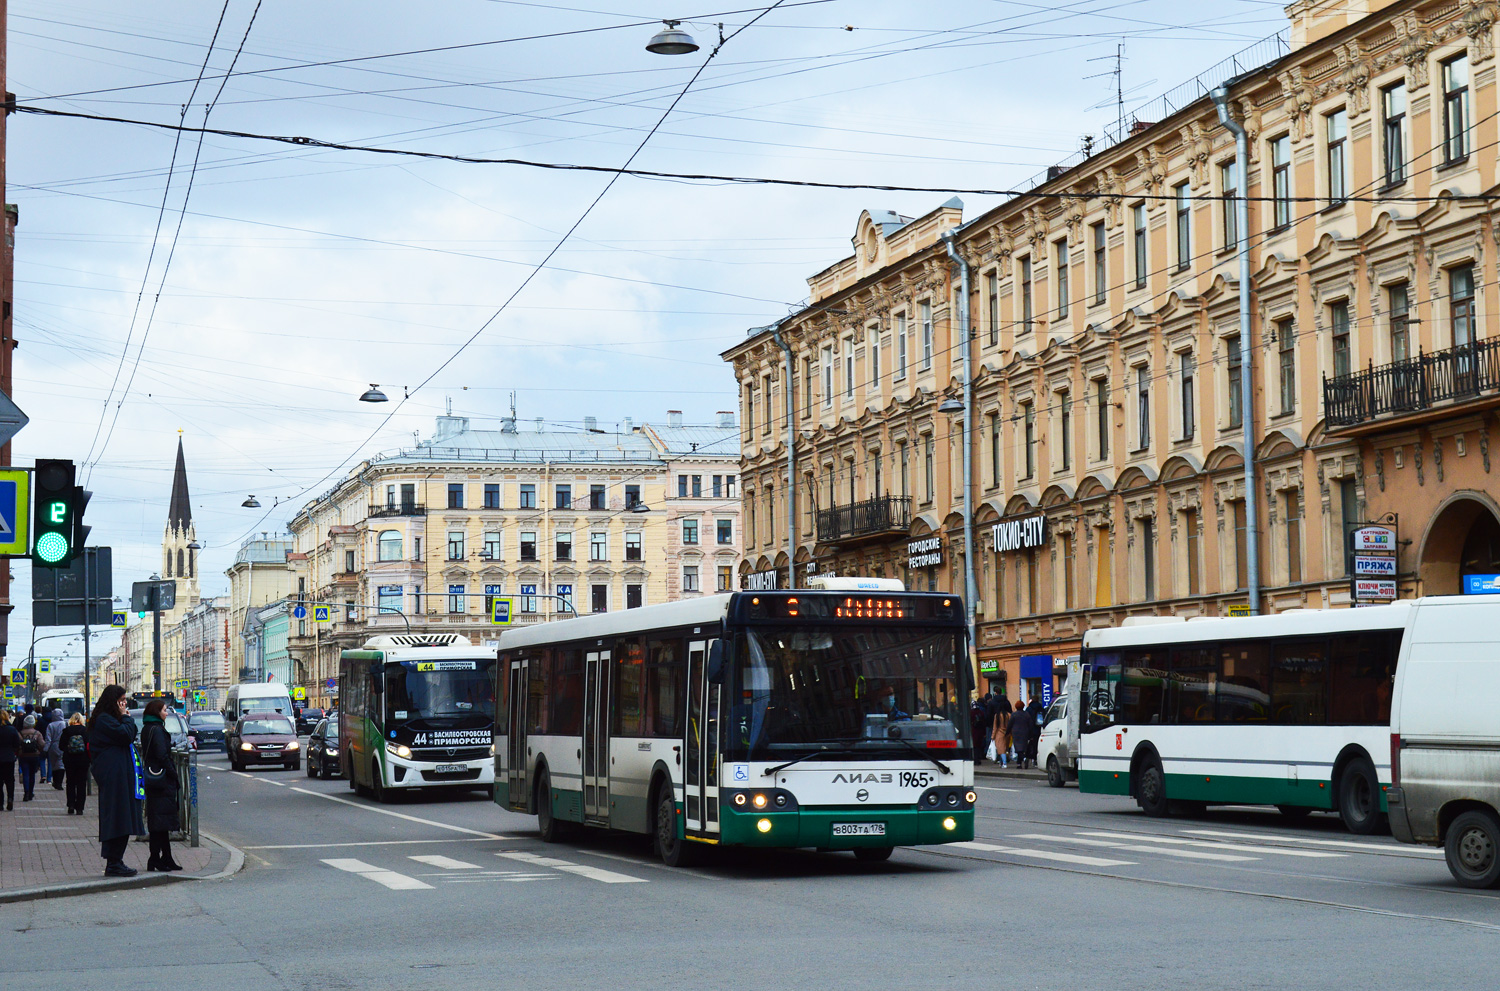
left=0, top=710, right=20, bottom=810
left=139, top=699, right=183, bottom=872
left=18, top=714, right=45, bottom=801
left=59, top=714, right=90, bottom=814
left=45, top=708, right=67, bottom=791
left=89, top=685, right=145, bottom=877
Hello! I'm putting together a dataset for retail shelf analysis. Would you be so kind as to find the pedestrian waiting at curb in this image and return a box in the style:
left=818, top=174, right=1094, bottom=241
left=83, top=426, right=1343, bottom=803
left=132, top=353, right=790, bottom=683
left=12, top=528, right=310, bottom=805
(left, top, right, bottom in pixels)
left=140, top=699, right=183, bottom=872
left=0, top=710, right=19, bottom=810
left=89, top=685, right=145, bottom=878
left=59, top=713, right=90, bottom=815
left=18, top=714, right=44, bottom=801
left=45, top=707, right=66, bottom=790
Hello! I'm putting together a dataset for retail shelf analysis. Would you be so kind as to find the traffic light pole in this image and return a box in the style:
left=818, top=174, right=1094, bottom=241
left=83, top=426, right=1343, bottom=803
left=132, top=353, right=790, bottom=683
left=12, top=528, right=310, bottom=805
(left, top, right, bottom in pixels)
left=82, top=548, right=91, bottom=711
left=152, top=603, right=162, bottom=692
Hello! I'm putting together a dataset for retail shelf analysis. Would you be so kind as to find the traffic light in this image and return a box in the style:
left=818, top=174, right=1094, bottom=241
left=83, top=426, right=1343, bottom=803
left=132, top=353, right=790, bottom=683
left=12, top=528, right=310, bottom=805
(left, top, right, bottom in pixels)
left=32, top=459, right=78, bottom=567
left=72, top=485, right=92, bottom=556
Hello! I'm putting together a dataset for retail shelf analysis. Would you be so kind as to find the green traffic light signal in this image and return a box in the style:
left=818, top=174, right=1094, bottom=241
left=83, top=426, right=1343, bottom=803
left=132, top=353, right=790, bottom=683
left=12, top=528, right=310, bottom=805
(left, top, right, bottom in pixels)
left=32, top=460, right=79, bottom=568
left=35, top=531, right=69, bottom=563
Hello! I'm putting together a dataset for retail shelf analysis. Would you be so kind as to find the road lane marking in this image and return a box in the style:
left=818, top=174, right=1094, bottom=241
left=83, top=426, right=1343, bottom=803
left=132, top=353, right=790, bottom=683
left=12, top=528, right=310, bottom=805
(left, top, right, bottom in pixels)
left=1078, top=831, right=1345, bottom=858
left=567, top=848, right=719, bottom=879
left=243, top=838, right=496, bottom=850
left=409, top=855, right=482, bottom=870
left=953, top=840, right=1135, bottom=867
left=322, top=858, right=433, bottom=890
left=499, top=851, right=649, bottom=884
left=1011, top=833, right=1257, bottom=862
left=974, top=786, right=1020, bottom=793
left=1182, top=829, right=1444, bottom=858
left=288, top=787, right=505, bottom=839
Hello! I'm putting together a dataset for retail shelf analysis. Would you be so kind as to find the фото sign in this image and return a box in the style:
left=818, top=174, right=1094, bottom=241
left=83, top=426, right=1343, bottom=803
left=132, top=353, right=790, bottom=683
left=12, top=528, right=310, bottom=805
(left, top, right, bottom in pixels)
left=907, top=535, right=943, bottom=570
left=992, top=514, right=1048, bottom=553
left=1353, top=579, right=1397, bottom=600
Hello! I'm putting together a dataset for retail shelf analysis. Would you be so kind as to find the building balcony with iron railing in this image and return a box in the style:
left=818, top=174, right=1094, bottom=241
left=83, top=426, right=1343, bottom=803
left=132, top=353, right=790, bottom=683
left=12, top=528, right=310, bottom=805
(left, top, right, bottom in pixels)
left=368, top=502, right=426, bottom=518
left=816, top=495, right=913, bottom=544
left=1323, top=338, right=1500, bottom=430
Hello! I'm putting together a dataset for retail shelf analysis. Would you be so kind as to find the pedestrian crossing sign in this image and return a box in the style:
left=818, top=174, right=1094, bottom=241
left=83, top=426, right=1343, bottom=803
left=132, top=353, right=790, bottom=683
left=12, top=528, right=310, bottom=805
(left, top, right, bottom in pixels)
left=0, top=469, right=29, bottom=557
left=10, top=667, right=25, bottom=686
left=490, top=597, right=514, bottom=625
left=111, top=611, right=128, bottom=629
left=313, top=604, right=331, bottom=623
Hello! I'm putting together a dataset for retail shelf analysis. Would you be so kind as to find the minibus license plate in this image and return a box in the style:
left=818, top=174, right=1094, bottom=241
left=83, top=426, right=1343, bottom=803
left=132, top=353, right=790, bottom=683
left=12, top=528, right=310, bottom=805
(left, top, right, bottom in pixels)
left=832, top=823, right=885, bottom=837
left=435, top=763, right=468, bottom=773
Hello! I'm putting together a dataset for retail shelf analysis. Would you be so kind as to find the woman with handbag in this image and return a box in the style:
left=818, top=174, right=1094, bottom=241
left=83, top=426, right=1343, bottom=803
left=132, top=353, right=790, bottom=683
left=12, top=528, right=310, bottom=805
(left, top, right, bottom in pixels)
left=140, top=699, right=183, bottom=871
left=88, top=685, right=146, bottom=877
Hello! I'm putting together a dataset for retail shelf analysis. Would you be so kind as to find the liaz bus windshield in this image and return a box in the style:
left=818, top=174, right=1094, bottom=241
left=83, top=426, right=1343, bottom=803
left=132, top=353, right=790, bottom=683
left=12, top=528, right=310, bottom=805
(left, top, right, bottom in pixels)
left=734, top=626, right=970, bottom=758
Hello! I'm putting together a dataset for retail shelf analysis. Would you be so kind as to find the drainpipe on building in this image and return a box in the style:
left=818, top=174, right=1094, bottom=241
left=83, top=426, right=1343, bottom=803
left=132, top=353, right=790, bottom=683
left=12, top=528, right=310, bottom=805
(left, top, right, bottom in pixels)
left=770, top=323, right=796, bottom=590
left=1212, top=84, right=1261, bottom=615
left=941, top=230, right=980, bottom=674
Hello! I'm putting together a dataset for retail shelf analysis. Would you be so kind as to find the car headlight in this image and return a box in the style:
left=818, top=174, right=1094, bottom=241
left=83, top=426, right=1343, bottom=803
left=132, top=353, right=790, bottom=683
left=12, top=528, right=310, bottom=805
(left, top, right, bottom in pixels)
left=285, top=741, right=300, bottom=751
left=326, top=746, right=338, bottom=756
left=388, top=743, right=412, bottom=759
left=240, top=742, right=254, bottom=751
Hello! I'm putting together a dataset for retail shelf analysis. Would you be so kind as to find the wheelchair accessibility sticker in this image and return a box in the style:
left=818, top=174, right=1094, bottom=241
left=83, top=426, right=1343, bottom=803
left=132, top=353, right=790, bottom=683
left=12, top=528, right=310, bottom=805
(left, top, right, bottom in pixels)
left=732, top=763, right=750, bottom=782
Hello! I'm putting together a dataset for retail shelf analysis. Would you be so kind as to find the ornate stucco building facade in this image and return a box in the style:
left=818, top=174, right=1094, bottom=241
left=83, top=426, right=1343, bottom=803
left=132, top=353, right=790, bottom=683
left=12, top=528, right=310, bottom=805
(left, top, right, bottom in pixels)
left=726, top=0, right=1500, bottom=697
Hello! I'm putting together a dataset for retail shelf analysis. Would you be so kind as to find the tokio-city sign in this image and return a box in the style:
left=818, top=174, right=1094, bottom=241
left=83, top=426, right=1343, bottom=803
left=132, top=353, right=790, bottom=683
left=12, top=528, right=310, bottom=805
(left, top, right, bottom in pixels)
left=992, top=513, right=1048, bottom=553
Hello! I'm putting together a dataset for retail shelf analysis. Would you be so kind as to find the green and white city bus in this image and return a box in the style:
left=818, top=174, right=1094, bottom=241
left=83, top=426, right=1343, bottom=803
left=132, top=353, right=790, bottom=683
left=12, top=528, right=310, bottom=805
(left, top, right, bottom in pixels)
left=339, top=634, right=497, bottom=803
left=495, top=583, right=976, bottom=866
left=1078, top=604, right=1406, bottom=833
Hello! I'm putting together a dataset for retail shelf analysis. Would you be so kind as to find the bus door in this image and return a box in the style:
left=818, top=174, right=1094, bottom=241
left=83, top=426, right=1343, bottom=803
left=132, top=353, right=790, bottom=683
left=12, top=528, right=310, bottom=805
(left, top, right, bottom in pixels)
left=506, top=658, right=529, bottom=808
left=582, top=650, right=611, bottom=822
left=683, top=639, right=721, bottom=836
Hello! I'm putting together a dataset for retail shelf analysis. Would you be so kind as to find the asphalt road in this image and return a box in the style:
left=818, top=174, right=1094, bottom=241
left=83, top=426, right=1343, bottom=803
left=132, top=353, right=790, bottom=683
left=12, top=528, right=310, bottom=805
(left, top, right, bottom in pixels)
left=4, top=753, right=1497, bottom=990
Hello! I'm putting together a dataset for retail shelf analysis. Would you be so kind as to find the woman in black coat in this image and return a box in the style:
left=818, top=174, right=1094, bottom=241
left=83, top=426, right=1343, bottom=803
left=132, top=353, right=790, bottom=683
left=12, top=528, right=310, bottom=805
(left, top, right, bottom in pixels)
left=0, top=709, right=20, bottom=811
left=88, top=685, right=145, bottom=878
left=58, top=714, right=90, bottom=815
left=139, top=699, right=182, bottom=871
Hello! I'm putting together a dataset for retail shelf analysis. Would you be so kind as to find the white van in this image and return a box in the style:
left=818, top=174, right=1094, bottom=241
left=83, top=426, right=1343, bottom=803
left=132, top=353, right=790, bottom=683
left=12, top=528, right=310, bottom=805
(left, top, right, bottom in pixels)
left=224, top=683, right=294, bottom=721
left=1389, top=595, right=1500, bottom=888
left=1037, top=658, right=1089, bottom=787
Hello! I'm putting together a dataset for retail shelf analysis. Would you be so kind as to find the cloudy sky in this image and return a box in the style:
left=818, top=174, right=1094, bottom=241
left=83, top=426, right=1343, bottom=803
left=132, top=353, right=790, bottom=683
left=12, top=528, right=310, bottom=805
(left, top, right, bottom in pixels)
left=7, top=0, right=1292, bottom=670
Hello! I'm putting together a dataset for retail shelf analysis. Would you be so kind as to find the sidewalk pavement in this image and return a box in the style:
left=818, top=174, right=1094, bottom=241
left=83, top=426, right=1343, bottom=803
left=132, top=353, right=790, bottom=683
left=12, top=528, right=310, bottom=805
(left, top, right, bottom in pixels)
left=0, top=764, right=231, bottom=903
left=974, top=761, right=1048, bottom=782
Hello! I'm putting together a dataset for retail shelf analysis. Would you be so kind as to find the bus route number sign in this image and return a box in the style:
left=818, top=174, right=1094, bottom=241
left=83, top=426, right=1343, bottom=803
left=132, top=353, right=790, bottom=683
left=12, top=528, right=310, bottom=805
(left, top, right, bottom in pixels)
left=490, top=597, right=514, bottom=625
left=416, top=661, right=477, bottom=672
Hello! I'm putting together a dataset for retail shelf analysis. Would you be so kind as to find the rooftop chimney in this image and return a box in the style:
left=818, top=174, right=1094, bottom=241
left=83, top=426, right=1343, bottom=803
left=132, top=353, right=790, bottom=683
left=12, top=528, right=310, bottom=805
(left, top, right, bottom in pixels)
left=667, top=410, right=683, bottom=428
left=536, top=417, right=544, bottom=433
left=433, top=415, right=469, bottom=443
left=584, top=416, right=597, bottom=432
left=716, top=411, right=734, bottom=429
left=501, top=416, right=518, bottom=434
left=623, top=417, right=633, bottom=433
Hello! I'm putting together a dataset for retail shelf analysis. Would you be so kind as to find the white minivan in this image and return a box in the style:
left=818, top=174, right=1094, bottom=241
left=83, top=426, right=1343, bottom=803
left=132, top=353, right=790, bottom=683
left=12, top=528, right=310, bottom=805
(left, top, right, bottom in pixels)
left=224, top=683, right=294, bottom=721
left=1389, top=595, right=1500, bottom=888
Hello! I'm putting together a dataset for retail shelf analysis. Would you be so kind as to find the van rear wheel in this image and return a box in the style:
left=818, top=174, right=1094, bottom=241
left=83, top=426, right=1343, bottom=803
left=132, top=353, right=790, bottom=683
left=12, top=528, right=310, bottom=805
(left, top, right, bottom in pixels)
left=1046, top=755, right=1065, bottom=788
left=1446, top=810, right=1500, bottom=889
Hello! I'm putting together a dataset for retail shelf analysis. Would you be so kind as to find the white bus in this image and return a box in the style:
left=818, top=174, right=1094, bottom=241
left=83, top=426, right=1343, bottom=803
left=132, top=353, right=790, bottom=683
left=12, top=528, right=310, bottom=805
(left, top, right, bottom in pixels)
left=40, top=689, right=86, bottom=719
left=496, top=586, right=976, bottom=865
left=340, top=634, right=496, bottom=801
left=1078, top=604, right=1408, bottom=834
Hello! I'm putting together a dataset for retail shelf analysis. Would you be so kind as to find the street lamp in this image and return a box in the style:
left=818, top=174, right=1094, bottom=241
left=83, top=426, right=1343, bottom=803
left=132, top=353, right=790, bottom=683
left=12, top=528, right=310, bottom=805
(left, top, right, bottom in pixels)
left=646, top=20, right=698, bottom=55
left=359, top=384, right=389, bottom=403
left=242, top=495, right=261, bottom=508
left=937, top=396, right=965, bottom=415
left=629, top=501, right=652, bottom=514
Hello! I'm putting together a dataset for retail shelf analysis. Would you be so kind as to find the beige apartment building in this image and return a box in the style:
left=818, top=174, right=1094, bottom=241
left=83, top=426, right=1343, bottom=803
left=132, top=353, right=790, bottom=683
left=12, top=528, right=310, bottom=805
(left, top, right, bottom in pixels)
left=224, top=537, right=296, bottom=685
left=726, top=0, right=1500, bottom=696
left=285, top=413, right=741, bottom=709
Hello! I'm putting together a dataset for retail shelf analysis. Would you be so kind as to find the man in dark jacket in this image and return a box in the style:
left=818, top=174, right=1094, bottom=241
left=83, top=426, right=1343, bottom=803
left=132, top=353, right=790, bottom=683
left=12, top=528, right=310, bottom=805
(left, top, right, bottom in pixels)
left=1007, top=703, right=1035, bottom=770
left=88, top=686, right=146, bottom=877
left=45, top=708, right=66, bottom=790
left=1025, top=697, right=1046, bottom=767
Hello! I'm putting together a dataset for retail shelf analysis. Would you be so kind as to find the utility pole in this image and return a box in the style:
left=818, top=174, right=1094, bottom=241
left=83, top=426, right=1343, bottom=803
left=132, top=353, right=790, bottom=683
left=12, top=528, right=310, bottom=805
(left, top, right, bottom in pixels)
left=152, top=603, right=162, bottom=691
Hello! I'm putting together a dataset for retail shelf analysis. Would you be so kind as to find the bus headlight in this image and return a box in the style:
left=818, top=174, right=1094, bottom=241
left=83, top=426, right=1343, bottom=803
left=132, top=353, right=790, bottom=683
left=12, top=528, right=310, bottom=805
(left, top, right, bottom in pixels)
left=752, top=793, right=768, bottom=809
left=489, top=743, right=496, bottom=758
left=965, top=791, right=977, bottom=804
left=756, top=818, right=772, bottom=833
left=388, top=743, right=412, bottom=759
left=733, top=793, right=747, bottom=807
left=942, top=816, right=957, bottom=831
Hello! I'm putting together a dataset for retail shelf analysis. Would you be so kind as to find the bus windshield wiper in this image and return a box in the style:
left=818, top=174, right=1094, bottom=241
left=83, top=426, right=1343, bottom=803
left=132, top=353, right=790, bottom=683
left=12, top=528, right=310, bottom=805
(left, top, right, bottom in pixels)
left=884, top=735, right=950, bottom=774
left=762, top=746, right=863, bottom=776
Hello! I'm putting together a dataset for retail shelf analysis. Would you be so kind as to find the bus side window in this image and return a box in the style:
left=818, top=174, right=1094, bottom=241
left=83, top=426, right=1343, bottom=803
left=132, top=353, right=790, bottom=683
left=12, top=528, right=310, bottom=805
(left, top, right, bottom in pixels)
left=527, top=650, right=552, bottom=735
left=552, top=649, right=584, bottom=736
left=1117, top=649, right=1166, bottom=724
left=1270, top=638, right=1328, bottom=725
left=1219, top=642, right=1270, bottom=723
left=647, top=639, right=683, bottom=738
left=1328, top=631, right=1400, bottom=724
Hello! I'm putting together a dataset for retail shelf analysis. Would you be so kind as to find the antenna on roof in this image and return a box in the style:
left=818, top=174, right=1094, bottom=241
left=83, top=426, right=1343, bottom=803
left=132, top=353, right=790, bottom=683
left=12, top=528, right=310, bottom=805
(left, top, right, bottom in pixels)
left=509, top=391, right=517, bottom=421
left=445, top=396, right=453, bottom=416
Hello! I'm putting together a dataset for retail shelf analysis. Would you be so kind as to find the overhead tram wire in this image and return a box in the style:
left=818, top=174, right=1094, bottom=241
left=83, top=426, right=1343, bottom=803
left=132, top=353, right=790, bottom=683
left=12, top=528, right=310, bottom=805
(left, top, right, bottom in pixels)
left=84, top=0, right=267, bottom=484
left=219, top=1, right=794, bottom=551
left=78, top=0, right=234, bottom=474
left=19, top=101, right=1500, bottom=208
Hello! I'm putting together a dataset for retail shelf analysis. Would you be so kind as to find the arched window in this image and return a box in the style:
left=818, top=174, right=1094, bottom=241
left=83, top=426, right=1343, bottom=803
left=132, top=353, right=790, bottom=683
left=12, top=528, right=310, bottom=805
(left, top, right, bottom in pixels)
left=378, top=530, right=403, bottom=562
left=164, top=552, right=173, bottom=578
left=176, top=548, right=185, bottom=577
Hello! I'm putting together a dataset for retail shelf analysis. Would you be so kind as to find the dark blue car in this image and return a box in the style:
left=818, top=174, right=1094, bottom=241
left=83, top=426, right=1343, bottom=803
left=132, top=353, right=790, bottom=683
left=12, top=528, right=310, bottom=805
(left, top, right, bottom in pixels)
left=187, top=710, right=227, bottom=752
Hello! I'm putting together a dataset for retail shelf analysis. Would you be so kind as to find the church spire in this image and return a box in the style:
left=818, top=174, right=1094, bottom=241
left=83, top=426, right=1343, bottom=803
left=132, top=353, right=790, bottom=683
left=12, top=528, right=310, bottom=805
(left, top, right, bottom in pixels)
left=169, top=435, right=192, bottom=531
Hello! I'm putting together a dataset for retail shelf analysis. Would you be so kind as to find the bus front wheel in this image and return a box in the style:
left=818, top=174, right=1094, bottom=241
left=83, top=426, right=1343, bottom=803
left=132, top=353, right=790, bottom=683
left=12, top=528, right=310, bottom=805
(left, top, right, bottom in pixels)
left=1136, top=757, right=1170, bottom=817
left=1337, top=757, right=1385, bottom=835
left=654, top=783, right=696, bottom=867
left=370, top=761, right=388, bottom=804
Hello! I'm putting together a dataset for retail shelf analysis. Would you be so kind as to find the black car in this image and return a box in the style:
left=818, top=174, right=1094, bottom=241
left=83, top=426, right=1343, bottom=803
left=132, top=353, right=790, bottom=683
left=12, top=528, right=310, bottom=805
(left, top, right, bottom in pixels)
left=295, top=707, right=325, bottom=734
left=187, top=711, right=227, bottom=751
left=305, top=717, right=341, bottom=779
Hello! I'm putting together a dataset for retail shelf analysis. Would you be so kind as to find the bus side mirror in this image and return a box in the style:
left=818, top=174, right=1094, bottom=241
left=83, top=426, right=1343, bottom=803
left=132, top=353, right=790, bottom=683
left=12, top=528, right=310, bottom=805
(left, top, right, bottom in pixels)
left=706, top=641, right=726, bottom=684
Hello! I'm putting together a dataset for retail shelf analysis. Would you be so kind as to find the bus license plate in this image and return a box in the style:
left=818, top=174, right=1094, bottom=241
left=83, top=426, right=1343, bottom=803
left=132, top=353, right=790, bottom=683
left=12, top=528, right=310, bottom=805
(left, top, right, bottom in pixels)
left=435, top=763, right=468, bottom=773
left=832, top=823, right=885, bottom=837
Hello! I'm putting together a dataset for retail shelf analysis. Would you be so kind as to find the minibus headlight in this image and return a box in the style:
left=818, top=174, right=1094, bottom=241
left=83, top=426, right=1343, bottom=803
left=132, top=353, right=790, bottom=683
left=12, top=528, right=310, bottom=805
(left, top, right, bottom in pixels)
left=388, top=743, right=412, bottom=759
